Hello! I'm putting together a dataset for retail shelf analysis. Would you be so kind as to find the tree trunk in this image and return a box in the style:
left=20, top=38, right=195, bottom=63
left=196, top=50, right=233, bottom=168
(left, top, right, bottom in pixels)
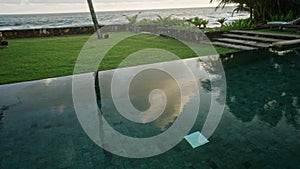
left=276, top=0, right=281, bottom=16
left=250, top=6, right=253, bottom=21
left=87, top=0, right=102, bottom=39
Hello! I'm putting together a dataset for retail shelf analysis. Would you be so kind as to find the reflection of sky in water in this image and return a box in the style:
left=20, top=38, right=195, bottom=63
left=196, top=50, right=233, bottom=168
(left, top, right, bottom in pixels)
left=97, top=58, right=208, bottom=136
left=0, top=50, right=299, bottom=168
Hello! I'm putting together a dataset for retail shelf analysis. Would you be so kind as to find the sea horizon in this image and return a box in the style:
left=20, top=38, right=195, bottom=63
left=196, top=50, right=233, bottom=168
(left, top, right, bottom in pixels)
left=0, top=6, right=237, bottom=16
left=0, top=6, right=249, bottom=31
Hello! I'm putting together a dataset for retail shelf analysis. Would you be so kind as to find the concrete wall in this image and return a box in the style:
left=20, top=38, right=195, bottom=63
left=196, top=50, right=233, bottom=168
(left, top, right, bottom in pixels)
left=0, top=25, right=143, bottom=39
left=0, top=24, right=222, bottom=42
left=1, top=26, right=95, bottom=39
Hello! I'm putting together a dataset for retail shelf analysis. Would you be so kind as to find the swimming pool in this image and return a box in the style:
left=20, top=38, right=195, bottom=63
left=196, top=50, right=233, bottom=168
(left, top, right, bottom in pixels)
left=0, top=49, right=299, bottom=168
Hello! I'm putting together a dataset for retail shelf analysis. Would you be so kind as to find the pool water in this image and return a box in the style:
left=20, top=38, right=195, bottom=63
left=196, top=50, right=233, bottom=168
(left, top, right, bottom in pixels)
left=0, top=50, right=300, bottom=169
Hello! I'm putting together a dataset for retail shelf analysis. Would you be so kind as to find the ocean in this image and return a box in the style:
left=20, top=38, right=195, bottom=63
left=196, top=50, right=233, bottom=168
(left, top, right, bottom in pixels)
left=0, top=6, right=249, bottom=31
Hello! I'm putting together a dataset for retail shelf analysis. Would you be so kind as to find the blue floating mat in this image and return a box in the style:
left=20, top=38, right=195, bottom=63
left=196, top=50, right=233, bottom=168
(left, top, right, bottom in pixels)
left=184, top=131, right=209, bottom=148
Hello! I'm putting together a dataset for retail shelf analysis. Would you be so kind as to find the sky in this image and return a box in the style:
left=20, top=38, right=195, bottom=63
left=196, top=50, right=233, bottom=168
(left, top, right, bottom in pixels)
left=0, top=0, right=221, bottom=14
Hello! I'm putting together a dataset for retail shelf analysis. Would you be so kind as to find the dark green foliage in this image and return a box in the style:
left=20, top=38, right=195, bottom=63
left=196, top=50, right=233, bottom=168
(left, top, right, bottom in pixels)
left=201, top=19, right=209, bottom=29
left=210, top=0, right=300, bottom=22
left=126, top=14, right=194, bottom=29
left=223, top=19, right=255, bottom=30
left=187, top=17, right=209, bottom=29
left=217, top=18, right=227, bottom=27
left=190, top=17, right=203, bottom=28
left=270, top=10, right=299, bottom=22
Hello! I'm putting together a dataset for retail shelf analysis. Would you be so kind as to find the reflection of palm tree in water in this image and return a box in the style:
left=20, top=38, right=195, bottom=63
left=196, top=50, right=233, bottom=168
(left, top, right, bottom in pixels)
left=0, top=97, right=22, bottom=128
left=199, top=51, right=300, bottom=129
left=224, top=52, right=300, bottom=129
left=94, top=71, right=112, bottom=160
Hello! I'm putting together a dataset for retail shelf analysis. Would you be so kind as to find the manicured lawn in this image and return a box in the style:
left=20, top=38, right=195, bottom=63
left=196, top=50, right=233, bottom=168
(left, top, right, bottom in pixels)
left=0, top=33, right=236, bottom=84
left=0, top=35, right=90, bottom=84
left=251, top=28, right=300, bottom=35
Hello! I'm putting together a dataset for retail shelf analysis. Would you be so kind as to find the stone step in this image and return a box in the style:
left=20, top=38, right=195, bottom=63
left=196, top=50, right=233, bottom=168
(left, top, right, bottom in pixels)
left=229, top=30, right=300, bottom=39
left=215, top=38, right=271, bottom=48
left=212, top=42, right=257, bottom=50
left=222, top=34, right=282, bottom=43
left=272, top=39, right=300, bottom=49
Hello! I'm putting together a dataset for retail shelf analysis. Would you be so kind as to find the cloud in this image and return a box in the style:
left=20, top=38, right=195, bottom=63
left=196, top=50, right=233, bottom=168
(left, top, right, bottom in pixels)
left=0, top=0, right=220, bottom=14
left=0, top=0, right=21, bottom=4
left=0, top=0, right=211, bottom=5
left=0, top=0, right=161, bottom=4
left=28, top=0, right=84, bottom=3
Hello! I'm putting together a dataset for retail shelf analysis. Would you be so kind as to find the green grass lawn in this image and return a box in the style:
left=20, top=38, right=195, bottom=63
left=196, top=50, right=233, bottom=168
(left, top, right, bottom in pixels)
left=251, top=28, right=300, bottom=35
left=0, top=33, right=237, bottom=85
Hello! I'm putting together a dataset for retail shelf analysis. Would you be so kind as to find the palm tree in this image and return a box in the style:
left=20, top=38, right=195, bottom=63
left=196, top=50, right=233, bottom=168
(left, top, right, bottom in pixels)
left=231, top=4, right=252, bottom=19
left=211, top=0, right=300, bottom=22
left=210, top=0, right=233, bottom=10
left=87, top=0, right=102, bottom=39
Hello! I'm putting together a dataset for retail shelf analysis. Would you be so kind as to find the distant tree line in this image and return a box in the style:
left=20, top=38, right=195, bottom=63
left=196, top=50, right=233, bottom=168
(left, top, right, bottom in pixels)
left=210, top=0, right=300, bottom=22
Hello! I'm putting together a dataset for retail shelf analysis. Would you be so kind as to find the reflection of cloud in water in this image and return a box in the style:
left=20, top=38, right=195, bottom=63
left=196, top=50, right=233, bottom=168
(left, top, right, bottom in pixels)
left=42, top=78, right=57, bottom=86
left=98, top=58, right=203, bottom=133
left=51, top=104, right=67, bottom=115
left=124, top=66, right=198, bottom=131
left=152, top=77, right=197, bottom=131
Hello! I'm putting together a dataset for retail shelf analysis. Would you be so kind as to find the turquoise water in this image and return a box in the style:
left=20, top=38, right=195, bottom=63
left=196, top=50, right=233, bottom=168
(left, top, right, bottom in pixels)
left=0, top=50, right=299, bottom=168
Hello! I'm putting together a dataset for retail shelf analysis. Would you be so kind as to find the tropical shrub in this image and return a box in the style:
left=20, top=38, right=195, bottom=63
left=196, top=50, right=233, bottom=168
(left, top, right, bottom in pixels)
left=188, top=17, right=209, bottom=29
left=201, top=19, right=209, bottom=29
left=123, top=13, right=201, bottom=30
left=188, top=17, right=203, bottom=28
left=136, top=15, right=194, bottom=30
left=223, top=19, right=255, bottom=30
left=123, top=12, right=141, bottom=24
left=217, top=18, right=227, bottom=27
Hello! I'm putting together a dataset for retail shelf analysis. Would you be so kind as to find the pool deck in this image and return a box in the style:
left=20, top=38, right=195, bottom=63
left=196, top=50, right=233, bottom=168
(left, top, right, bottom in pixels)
left=212, top=30, right=300, bottom=50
